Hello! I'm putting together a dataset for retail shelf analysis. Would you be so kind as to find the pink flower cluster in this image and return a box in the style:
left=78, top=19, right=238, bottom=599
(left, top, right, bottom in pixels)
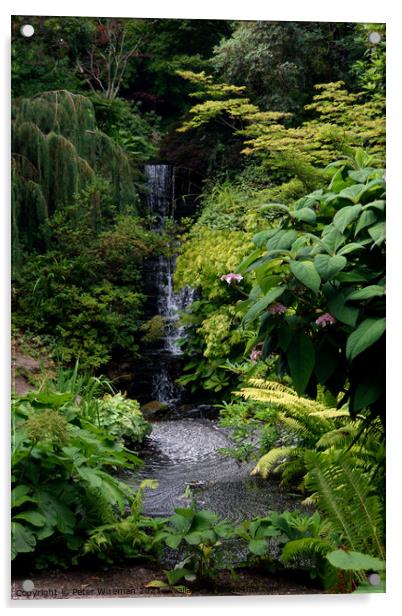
left=267, top=302, right=287, bottom=315
left=315, top=313, right=337, bottom=327
left=220, top=273, right=243, bottom=284
left=250, top=344, right=263, bottom=363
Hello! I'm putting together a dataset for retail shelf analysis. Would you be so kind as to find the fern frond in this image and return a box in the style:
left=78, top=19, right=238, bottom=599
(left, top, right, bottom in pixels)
left=316, top=426, right=357, bottom=449
left=236, top=380, right=330, bottom=415
left=280, top=457, right=308, bottom=486
left=281, top=537, right=334, bottom=563
left=251, top=446, right=296, bottom=478
left=309, top=410, right=350, bottom=419
left=304, top=451, right=385, bottom=559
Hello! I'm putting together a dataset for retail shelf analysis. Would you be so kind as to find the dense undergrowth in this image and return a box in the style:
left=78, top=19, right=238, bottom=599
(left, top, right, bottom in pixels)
left=11, top=17, right=385, bottom=594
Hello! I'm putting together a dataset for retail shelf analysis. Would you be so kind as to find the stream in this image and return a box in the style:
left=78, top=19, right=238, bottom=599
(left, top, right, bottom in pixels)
left=123, top=416, right=303, bottom=523
left=125, top=165, right=304, bottom=525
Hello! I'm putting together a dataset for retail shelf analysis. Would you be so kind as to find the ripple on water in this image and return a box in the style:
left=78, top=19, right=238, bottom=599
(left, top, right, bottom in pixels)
left=122, top=418, right=305, bottom=523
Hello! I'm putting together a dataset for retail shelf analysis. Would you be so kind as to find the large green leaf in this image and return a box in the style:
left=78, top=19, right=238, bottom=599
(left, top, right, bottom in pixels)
left=320, top=226, right=346, bottom=255
left=337, top=242, right=364, bottom=256
left=326, top=550, right=385, bottom=571
left=11, top=485, right=35, bottom=508
left=333, top=205, right=362, bottom=233
left=290, top=260, right=321, bottom=294
left=243, top=286, right=285, bottom=327
left=287, top=330, right=315, bottom=394
left=291, top=208, right=316, bottom=224
left=346, top=318, right=386, bottom=361
left=354, top=209, right=378, bottom=236
left=13, top=510, right=46, bottom=527
left=346, top=285, right=385, bottom=301
left=267, top=230, right=298, bottom=251
left=368, top=222, right=385, bottom=246
left=315, top=339, right=339, bottom=384
left=328, top=292, right=359, bottom=327
left=11, top=522, right=36, bottom=559
left=249, top=538, right=269, bottom=555
left=165, top=534, right=183, bottom=549
left=338, top=185, right=366, bottom=204
left=352, top=374, right=383, bottom=412
left=314, top=254, right=347, bottom=280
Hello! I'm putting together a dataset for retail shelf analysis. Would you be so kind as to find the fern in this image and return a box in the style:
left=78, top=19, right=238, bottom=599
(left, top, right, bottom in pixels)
left=304, top=451, right=385, bottom=559
left=251, top=446, right=296, bottom=478
left=281, top=537, right=334, bottom=563
left=239, top=380, right=350, bottom=483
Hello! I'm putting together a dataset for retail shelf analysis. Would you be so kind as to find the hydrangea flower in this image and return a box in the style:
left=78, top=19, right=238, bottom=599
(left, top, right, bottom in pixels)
left=267, top=302, right=287, bottom=315
left=250, top=345, right=263, bottom=362
left=315, top=313, right=337, bottom=327
left=220, top=273, right=243, bottom=284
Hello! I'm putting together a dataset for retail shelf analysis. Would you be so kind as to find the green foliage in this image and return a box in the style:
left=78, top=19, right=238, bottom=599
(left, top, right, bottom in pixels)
left=175, top=227, right=252, bottom=300
left=140, top=315, right=166, bottom=343
left=236, top=379, right=384, bottom=499
left=351, top=25, right=386, bottom=98
left=13, top=207, right=163, bottom=369
left=178, top=71, right=384, bottom=186
left=11, top=16, right=91, bottom=97
left=84, top=480, right=164, bottom=563
left=11, top=387, right=142, bottom=567
left=218, top=399, right=278, bottom=462
left=212, top=22, right=366, bottom=114
left=90, top=95, right=162, bottom=160
left=238, top=152, right=385, bottom=420
left=95, top=394, right=151, bottom=445
left=175, top=220, right=253, bottom=394
left=157, top=505, right=235, bottom=581
left=304, top=450, right=385, bottom=560
left=11, top=89, right=155, bottom=266
left=236, top=509, right=334, bottom=583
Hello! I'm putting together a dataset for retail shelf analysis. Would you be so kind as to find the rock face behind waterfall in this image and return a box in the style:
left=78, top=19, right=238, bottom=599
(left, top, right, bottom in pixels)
left=132, top=164, right=195, bottom=406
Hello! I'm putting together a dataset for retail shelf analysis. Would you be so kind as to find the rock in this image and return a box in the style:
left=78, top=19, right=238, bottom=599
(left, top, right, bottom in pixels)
left=141, top=400, right=170, bottom=421
left=12, top=344, right=43, bottom=395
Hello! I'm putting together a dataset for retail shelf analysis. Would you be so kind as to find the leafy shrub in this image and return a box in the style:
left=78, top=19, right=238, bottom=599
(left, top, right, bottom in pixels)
left=84, top=480, right=164, bottom=563
left=12, top=206, right=164, bottom=368
left=218, top=399, right=278, bottom=462
left=140, top=315, right=166, bottom=343
left=11, top=388, right=142, bottom=568
left=238, top=151, right=385, bottom=421
left=95, top=393, right=152, bottom=445
left=157, top=506, right=235, bottom=581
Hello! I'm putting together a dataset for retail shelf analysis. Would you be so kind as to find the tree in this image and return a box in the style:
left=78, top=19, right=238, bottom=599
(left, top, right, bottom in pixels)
left=75, top=18, right=157, bottom=100
left=212, top=21, right=366, bottom=115
left=11, top=90, right=140, bottom=265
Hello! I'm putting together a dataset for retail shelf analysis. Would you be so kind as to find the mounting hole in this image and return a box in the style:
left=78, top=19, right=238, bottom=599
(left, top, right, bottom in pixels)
left=20, top=24, right=35, bottom=38
left=368, top=31, right=381, bottom=45
left=368, top=573, right=381, bottom=586
left=22, top=579, right=35, bottom=591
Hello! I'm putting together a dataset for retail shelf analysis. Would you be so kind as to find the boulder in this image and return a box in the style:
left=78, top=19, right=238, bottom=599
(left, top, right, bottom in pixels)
left=140, top=400, right=169, bottom=421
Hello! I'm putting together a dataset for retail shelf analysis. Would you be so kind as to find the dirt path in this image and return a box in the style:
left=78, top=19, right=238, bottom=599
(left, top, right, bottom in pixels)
left=12, top=563, right=323, bottom=600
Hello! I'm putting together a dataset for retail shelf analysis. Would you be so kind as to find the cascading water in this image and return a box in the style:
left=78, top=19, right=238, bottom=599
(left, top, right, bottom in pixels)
left=145, top=164, right=195, bottom=405
left=122, top=166, right=309, bottom=549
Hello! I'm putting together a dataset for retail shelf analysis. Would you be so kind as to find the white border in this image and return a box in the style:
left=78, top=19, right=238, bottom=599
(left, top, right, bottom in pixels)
left=2, top=1, right=401, bottom=614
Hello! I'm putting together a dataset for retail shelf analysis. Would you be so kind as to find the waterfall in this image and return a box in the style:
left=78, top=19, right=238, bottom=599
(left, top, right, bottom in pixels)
left=145, top=164, right=195, bottom=404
